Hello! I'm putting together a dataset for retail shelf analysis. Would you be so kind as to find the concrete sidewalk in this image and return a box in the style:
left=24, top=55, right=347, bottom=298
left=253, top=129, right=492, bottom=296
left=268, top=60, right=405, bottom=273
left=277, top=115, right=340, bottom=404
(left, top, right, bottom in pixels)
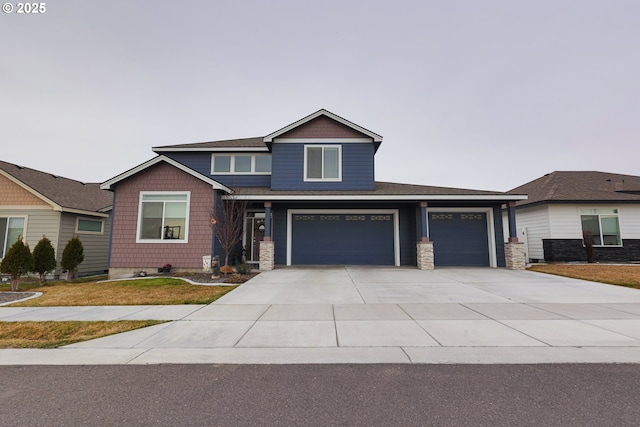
left=1, top=267, right=640, bottom=365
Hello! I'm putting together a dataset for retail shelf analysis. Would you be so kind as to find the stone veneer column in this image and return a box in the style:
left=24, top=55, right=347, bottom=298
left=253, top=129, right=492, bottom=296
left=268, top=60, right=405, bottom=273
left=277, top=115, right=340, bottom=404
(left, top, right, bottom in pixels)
left=416, top=241, right=434, bottom=270
left=259, top=240, right=275, bottom=271
left=504, top=241, right=526, bottom=270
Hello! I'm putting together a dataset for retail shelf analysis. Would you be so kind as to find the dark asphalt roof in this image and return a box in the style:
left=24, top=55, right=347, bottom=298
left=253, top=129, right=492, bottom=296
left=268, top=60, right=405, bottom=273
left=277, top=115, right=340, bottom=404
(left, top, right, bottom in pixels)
left=233, top=181, right=516, bottom=198
left=153, top=137, right=266, bottom=150
left=0, top=160, right=113, bottom=212
left=508, top=171, right=640, bottom=206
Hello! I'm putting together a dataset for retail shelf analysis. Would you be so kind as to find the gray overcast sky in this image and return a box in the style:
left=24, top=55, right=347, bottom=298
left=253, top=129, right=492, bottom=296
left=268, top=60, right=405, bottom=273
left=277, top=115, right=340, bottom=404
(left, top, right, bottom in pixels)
left=2, top=0, right=638, bottom=191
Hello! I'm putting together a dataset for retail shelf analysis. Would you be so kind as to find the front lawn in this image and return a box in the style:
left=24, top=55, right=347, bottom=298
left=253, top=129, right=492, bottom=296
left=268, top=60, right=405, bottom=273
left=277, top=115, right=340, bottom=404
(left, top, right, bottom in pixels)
left=1, top=277, right=236, bottom=306
left=0, top=320, right=165, bottom=348
left=527, top=264, right=640, bottom=289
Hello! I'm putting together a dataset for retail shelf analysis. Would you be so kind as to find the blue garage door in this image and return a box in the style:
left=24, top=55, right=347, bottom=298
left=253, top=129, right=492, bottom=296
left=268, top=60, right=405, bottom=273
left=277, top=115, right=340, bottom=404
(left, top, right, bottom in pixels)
left=429, top=212, right=490, bottom=266
left=291, top=213, right=395, bottom=265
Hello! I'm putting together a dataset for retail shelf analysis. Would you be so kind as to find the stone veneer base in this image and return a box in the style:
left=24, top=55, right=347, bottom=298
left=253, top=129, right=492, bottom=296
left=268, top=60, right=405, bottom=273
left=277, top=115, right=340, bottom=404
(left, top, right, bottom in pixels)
left=259, top=241, right=275, bottom=271
left=505, top=242, right=526, bottom=270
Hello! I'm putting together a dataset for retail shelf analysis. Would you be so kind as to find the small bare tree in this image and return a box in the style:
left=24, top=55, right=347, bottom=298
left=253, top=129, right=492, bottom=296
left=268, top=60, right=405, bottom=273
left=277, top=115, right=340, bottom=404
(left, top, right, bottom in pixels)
left=211, top=190, right=247, bottom=274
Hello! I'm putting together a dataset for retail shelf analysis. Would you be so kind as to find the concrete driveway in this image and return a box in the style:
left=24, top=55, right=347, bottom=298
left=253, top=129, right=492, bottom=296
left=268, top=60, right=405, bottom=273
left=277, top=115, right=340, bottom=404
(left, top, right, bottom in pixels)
left=2, top=267, right=640, bottom=365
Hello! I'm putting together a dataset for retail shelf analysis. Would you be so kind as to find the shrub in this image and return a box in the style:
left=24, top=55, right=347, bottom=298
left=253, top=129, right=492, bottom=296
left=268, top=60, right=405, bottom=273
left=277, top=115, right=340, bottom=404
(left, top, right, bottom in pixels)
left=32, top=236, right=57, bottom=285
left=0, top=237, right=33, bottom=291
left=235, top=263, right=252, bottom=274
left=61, top=236, right=84, bottom=280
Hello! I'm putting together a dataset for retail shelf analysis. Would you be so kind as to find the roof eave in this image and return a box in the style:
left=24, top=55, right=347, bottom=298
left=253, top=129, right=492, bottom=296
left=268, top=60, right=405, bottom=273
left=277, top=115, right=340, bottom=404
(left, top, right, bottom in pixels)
left=225, top=194, right=527, bottom=202
left=100, top=155, right=232, bottom=193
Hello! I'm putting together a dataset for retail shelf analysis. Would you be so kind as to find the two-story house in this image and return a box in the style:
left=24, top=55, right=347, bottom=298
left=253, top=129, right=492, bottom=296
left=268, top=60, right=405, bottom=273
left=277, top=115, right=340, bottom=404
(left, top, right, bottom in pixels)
left=101, top=110, right=526, bottom=278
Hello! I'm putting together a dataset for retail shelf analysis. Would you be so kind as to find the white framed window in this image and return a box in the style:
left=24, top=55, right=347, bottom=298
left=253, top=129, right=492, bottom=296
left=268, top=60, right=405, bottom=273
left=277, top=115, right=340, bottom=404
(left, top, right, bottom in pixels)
left=580, top=208, right=622, bottom=246
left=137, top=192, right=190, bottom=243
left=304, top=145, right=341, bottom=181
left=211, top=154, right=272, bottom=175
left=76, top=217, right=104, bottom=234
left=0, top=216, right=26, bottom=258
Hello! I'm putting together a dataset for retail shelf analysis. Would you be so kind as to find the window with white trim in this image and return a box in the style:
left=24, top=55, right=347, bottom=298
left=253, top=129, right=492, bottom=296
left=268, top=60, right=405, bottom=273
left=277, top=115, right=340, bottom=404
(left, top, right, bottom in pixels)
left=0, top=217, right=25, bottom=258
left=211, top=154, right=271, bottom=174
left=137, top=192, right=189, bottom=242
left=580, top=208, right=622, bottom=246
left=76, top=218, right=104, bottom=234
left=304, top=145, right=341, bottom=181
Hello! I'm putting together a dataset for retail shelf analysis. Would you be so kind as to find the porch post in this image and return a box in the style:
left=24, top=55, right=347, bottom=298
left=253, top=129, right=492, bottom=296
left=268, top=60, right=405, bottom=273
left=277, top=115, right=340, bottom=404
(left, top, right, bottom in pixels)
left=264, top=202, right=272, bottom=241
left=259, top=202, right=274, bottom=271
left=507, top=201, right=518, bottom=243
left=505, top=201, right=526, bottom=270
left=420, top=201, right=429, bottom=242
left=417, top=202, right=434, bottom=270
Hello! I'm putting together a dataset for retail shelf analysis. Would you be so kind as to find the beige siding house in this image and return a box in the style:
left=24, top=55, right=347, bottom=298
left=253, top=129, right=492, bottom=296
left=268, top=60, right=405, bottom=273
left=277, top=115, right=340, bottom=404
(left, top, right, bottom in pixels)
left=0, top=160, right=113, bottom=277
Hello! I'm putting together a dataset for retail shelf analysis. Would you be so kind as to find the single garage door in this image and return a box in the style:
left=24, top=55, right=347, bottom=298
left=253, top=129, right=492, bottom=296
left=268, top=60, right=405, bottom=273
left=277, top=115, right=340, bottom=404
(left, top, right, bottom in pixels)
left=429, top=212, right=490, bottom=266
left=291, top=213, right=395, bottom=265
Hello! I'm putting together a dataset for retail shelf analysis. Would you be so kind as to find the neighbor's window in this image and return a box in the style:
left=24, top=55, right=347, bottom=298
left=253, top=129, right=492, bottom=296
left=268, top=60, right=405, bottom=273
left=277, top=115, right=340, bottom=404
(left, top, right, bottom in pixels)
left=0, top=217, right=25, bottom=258
left=138, top=193, right=189, bottom=242
left=76, top=218, right=104, bottom=234
left=211, top=154, right=271, bottom=174
left=580, top=208, right=621, bottom=246
left=305, top=145, right=341, bottom=181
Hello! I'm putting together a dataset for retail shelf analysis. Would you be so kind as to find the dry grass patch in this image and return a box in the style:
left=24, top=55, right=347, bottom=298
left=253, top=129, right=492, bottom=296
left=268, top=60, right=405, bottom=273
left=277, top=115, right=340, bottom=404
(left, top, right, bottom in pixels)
left=3, top=278, right=236, bottom=307
left=528, top=264, right=640, bottom=289
left=0, top=320, right=164, bottom=348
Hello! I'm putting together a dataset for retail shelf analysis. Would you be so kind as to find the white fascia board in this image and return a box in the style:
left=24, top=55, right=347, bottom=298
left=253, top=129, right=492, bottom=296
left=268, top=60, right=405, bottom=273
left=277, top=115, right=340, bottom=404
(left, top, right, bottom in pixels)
left=0, top=169, right=61, bottom=211
left=100, top=155, right=232, bottom=193
left=273, top=138, right=371, bottom=143
left=153, top=147, right=269, bottom=152
left=264, top=109, right=383, bottom=143
left=225, top=194, right=528, bottom=201
left=60, top=208, right=110, bottom=218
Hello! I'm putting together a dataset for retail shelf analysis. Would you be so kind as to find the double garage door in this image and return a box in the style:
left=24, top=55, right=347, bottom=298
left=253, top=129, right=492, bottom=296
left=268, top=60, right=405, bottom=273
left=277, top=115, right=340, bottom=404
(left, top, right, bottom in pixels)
left=289, top=210, right=491, bottom=267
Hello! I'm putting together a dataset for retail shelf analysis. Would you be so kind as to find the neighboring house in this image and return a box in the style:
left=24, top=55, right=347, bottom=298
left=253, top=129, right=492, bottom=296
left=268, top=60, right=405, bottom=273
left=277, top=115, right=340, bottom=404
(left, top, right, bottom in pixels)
left=0, top=160, right=113, bottom=277
left=101, top=109, right=526, bottom=278
left=507, top=171, right=640, bottom=263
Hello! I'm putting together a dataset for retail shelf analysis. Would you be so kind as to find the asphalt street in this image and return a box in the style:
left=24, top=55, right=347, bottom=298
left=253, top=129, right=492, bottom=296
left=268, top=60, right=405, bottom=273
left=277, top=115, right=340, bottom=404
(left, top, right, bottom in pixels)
left=1, top=364, right=639, bottom=426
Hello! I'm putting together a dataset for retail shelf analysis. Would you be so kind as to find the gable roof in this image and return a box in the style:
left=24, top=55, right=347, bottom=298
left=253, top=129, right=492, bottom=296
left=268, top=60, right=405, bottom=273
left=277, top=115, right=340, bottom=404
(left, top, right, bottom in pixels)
left=100, top=155, right=232, bottom=192
left=508, top=171, right=640, bottom=207
left=230, top=181, right=525, bottom=202
left=151, top=109, right=383, bottom=153
left=264, top=108, right=383, bottom=144
left=0, top=160, right=113, bottom=215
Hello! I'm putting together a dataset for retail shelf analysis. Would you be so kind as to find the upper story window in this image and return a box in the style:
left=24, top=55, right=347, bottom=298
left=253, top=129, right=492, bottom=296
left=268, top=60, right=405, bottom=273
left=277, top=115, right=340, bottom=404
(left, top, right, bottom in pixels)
left=211, top=154, right=272, bottom=175
left=580, top=208, right=621, bottom=246
left=304, top=145, right=341, bottom=181
left=76, top=218, right=104, bottom=234
left=137, top=192, right=189, bottom=243
left=0, top=217, right=25, bottom=258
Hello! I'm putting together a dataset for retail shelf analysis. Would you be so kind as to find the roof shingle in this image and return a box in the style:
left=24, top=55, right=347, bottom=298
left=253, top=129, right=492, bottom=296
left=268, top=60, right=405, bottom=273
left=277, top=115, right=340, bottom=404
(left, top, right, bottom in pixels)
left=508, top=171, right=640, bottom=206
left=0, top=160, right=113, bottom=212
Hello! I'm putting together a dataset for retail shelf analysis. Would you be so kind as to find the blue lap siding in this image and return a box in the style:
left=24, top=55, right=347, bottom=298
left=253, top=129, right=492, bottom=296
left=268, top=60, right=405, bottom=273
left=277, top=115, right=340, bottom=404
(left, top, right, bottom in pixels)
left=271, top=143, right=375, bottom=191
